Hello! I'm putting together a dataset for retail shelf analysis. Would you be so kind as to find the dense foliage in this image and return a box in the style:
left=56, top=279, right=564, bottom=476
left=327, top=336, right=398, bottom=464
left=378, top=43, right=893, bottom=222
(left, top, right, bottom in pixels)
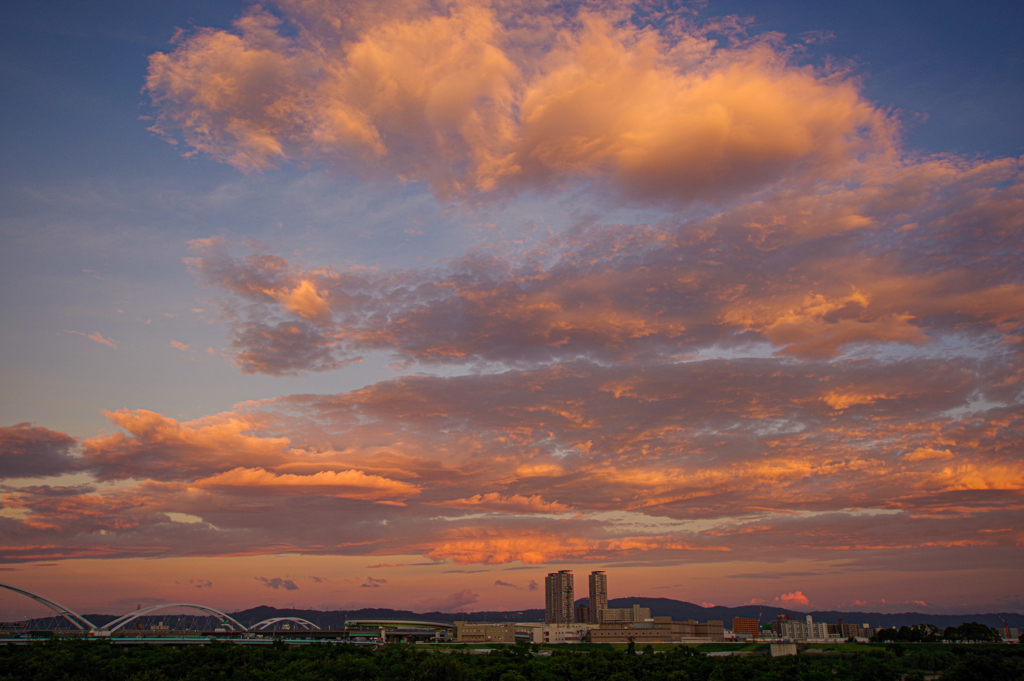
left=872, top=622, right=1005, bottom=643
left=1, top=640, right=1023, bottom=681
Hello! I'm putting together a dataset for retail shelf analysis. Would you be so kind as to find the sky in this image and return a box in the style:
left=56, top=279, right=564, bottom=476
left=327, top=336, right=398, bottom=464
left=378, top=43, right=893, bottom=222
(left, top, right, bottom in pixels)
left=0, top=0, right=1022, bottom=621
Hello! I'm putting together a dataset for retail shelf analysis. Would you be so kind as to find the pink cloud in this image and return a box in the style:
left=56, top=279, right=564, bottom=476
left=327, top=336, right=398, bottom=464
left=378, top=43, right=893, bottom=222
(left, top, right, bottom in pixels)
left=776, top=591, right=810, bottom=606
left=63, top=330, right=117, bottom=349
left=170, top=340, right=190, bottom=351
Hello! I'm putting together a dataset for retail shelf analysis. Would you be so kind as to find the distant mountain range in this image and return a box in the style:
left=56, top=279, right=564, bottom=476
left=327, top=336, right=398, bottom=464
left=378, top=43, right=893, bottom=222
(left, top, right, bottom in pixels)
left=140, top=596, right=1021, bottom=631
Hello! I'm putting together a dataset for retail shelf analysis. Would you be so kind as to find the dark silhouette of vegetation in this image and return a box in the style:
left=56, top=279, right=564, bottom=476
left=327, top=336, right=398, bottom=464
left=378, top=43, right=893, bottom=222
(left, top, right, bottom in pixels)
left=0, top=639, right=1022, bottom=680
left=873, top=622, right=1003, bottom=643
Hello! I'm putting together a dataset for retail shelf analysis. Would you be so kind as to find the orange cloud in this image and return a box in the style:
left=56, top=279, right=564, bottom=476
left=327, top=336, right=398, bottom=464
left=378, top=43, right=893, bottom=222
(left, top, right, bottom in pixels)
left=83, top=409, right=293, bottom=481
left=514, top=462, right=565, bottom=478
left=903, top=447, right=954, bottom=462
left=426, top=530, right=729, bottom=565
left=776, top=591, right=809, bottom=606
left=146, top=2, right=893, bottom=202
left=275, top=280, right=332, bottom=321
left=513, top=16, right=891, bottom=202
left=435, top=492, right=571, bottom=513
left=822, top=390, right=893, bottom=411
left=922, top=463, right=1024, bottom=491
left=192, top=466, right=420, bottom=499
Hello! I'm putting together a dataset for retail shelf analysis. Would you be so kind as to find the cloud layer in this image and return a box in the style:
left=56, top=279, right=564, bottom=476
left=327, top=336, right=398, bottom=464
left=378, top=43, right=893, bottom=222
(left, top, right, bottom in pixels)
left=2, top=353, right=1022, bottom=570
left=186, top=151, right=1023, bottom=375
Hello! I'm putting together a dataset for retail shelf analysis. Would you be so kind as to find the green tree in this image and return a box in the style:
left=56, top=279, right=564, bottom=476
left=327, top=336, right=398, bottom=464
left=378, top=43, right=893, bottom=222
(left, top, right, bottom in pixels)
left=498, top=672, right=528, bottom=681
left=419, top=653, right=469, bottom=681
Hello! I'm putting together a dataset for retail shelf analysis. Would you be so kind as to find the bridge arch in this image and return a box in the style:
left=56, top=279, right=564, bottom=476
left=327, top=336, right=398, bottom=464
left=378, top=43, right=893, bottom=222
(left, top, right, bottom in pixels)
left=249, top=617, right=321, bottom=632
left=101, top=603, right=247, bottom=633
left=0, top=582, right=96, bottom=631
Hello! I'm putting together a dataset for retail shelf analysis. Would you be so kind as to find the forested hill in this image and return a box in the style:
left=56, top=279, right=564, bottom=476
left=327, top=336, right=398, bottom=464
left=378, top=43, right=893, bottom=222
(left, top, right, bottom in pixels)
left=224, top=597, right=1024, bottom=630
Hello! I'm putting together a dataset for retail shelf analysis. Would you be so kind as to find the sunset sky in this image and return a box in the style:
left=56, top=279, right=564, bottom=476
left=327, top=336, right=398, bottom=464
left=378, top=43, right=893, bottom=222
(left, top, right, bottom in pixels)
left=1, top=0, right=1022, bottom=621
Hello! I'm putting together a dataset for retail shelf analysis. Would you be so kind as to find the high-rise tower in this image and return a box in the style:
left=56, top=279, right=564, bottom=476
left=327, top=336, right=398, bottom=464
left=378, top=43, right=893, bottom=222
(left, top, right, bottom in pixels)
left=545, top=570, right=574, bottom=624
left=588, top=570, right=608, bottom=624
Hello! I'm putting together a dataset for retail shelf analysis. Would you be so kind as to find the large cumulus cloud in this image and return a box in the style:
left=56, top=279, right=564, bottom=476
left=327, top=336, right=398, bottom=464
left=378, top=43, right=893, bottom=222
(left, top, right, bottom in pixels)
left=146, top=0, right=894, bottom=202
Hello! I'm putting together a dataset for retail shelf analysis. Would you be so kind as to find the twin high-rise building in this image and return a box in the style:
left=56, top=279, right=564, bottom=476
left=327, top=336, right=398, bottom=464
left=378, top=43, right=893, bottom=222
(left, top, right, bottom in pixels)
left=588, top=571, right=607, bottom=624
left=544, top=570, right=574, bottom=624
left=546, top=570, right=609, bottom=624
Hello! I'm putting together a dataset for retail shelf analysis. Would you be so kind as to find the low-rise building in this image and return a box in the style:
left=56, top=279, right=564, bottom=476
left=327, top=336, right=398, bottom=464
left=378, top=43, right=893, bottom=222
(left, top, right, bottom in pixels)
left=599, top=604, right=652, bottom=623
left=769, top=615, right=874, bottom=641
left=834, top=619, right=874, bottom=640
left=586, top=618, right=725, bottom=643
left=454, top=621, right=516, bottom=643
left=588, top=624, right=680, bottom=644
left=773, top=615, right=830, bottom=640
left=522, top=622, right=596, bottom=644
left=732, top=617, right=760, bottom=638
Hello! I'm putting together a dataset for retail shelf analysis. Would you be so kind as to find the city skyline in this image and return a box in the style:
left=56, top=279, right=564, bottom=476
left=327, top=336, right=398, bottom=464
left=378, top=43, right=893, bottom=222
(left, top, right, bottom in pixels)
left=1, top=0, right=1023, bottom=619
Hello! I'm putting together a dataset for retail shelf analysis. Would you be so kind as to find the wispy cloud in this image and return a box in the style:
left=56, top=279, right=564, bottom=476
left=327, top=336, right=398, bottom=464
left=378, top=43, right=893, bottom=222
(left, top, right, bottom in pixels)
left=63, top=330, right=117, bottom=349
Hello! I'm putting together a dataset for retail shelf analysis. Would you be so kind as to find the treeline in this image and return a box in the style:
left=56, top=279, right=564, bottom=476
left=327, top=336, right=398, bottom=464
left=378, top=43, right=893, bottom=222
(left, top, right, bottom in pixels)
left=872, top=622, right=1018, bottom=643
left=2, top=640, right=1024, bottom=681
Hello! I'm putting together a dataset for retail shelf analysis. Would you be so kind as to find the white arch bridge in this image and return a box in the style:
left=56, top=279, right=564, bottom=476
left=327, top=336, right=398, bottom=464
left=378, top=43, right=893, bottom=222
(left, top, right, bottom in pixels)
left=0, top=582, right=314, bottom=635
left=99, top=603, right=248, bottom=634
